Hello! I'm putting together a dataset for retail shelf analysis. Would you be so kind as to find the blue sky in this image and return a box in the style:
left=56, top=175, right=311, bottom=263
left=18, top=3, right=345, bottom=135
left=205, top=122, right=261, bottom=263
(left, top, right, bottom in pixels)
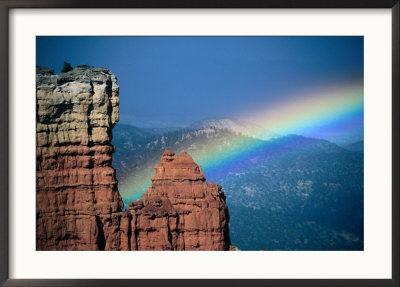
left=37, top=36, right=363, bottom=131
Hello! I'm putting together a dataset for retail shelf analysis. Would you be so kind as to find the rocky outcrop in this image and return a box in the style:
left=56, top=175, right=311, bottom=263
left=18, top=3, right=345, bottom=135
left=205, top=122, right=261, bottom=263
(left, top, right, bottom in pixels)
left=128, top=150, right=231, bottom=250
left=36, top=66, right=123, bottom=250
left=36, top=66, right=232, bottom=251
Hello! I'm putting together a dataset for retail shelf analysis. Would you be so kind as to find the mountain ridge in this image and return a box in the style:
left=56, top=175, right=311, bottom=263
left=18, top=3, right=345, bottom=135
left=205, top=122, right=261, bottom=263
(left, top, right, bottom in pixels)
left=113, top=120, right=364, bottom=250
left=189, top=117, right=278, bottom=141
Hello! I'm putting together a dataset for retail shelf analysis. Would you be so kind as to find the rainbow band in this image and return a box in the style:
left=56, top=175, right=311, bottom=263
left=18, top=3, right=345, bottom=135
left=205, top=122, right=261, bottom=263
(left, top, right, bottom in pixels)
left=118, top=82, right=363, bottom=204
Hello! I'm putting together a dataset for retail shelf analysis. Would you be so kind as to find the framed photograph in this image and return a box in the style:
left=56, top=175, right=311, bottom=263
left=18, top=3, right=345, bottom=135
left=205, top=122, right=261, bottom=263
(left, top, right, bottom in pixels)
left=1, top=1, right=399, bottom=286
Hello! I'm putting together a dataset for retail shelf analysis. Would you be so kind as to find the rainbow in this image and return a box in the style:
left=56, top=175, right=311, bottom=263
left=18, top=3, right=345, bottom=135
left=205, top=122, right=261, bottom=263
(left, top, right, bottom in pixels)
left=118, top=81, right=364, bottom=204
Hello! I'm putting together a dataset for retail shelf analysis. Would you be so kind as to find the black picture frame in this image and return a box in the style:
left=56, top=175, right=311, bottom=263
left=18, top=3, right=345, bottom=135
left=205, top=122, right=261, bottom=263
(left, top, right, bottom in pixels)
left=1, top=1, right=399, bottom=286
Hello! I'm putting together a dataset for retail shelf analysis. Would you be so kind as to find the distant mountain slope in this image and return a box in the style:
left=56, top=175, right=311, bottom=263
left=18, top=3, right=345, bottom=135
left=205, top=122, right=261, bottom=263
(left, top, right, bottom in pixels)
left=113, top=124, right=153, bottom=144
left=112, top=123, right=363, bottom=251
left=344, top=140, right=364, bottom=153
left=112, top=124, right=157, bottom=182
left=189, top=117, right=278, bottom=140
left=142, top=127, right=182, bottom=136
left=213, top=135, right=363, bottom=250
left=316, top=131, right=364, bottom=147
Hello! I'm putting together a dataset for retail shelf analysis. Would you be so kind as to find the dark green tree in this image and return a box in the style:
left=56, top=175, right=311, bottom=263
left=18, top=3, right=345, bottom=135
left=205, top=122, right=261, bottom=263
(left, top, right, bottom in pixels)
left=61, top=62, right=73, bottom=73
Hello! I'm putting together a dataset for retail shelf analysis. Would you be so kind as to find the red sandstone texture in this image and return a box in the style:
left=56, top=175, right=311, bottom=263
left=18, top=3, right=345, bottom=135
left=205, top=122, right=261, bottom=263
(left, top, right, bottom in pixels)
left=36, top=66, right=123, bottom=250
left=36, top=66, right=232, bottom=251
left=128, top=150, right=231, bottom=250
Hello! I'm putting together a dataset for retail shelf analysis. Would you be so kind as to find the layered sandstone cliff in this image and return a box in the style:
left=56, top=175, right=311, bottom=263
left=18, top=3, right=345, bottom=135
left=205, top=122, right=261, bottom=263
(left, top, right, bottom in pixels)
left=36, top=66, right=123, bottom=250
left=36, top=66, right=231, bottom=251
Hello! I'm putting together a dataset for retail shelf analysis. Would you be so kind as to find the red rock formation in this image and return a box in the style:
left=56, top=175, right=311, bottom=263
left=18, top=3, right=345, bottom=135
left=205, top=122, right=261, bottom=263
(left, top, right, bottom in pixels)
left=36, top=66, right=123, bottom=250
left=36, top=66, right=231, bottom=251
left=128, top=150, right=231, bottom=250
